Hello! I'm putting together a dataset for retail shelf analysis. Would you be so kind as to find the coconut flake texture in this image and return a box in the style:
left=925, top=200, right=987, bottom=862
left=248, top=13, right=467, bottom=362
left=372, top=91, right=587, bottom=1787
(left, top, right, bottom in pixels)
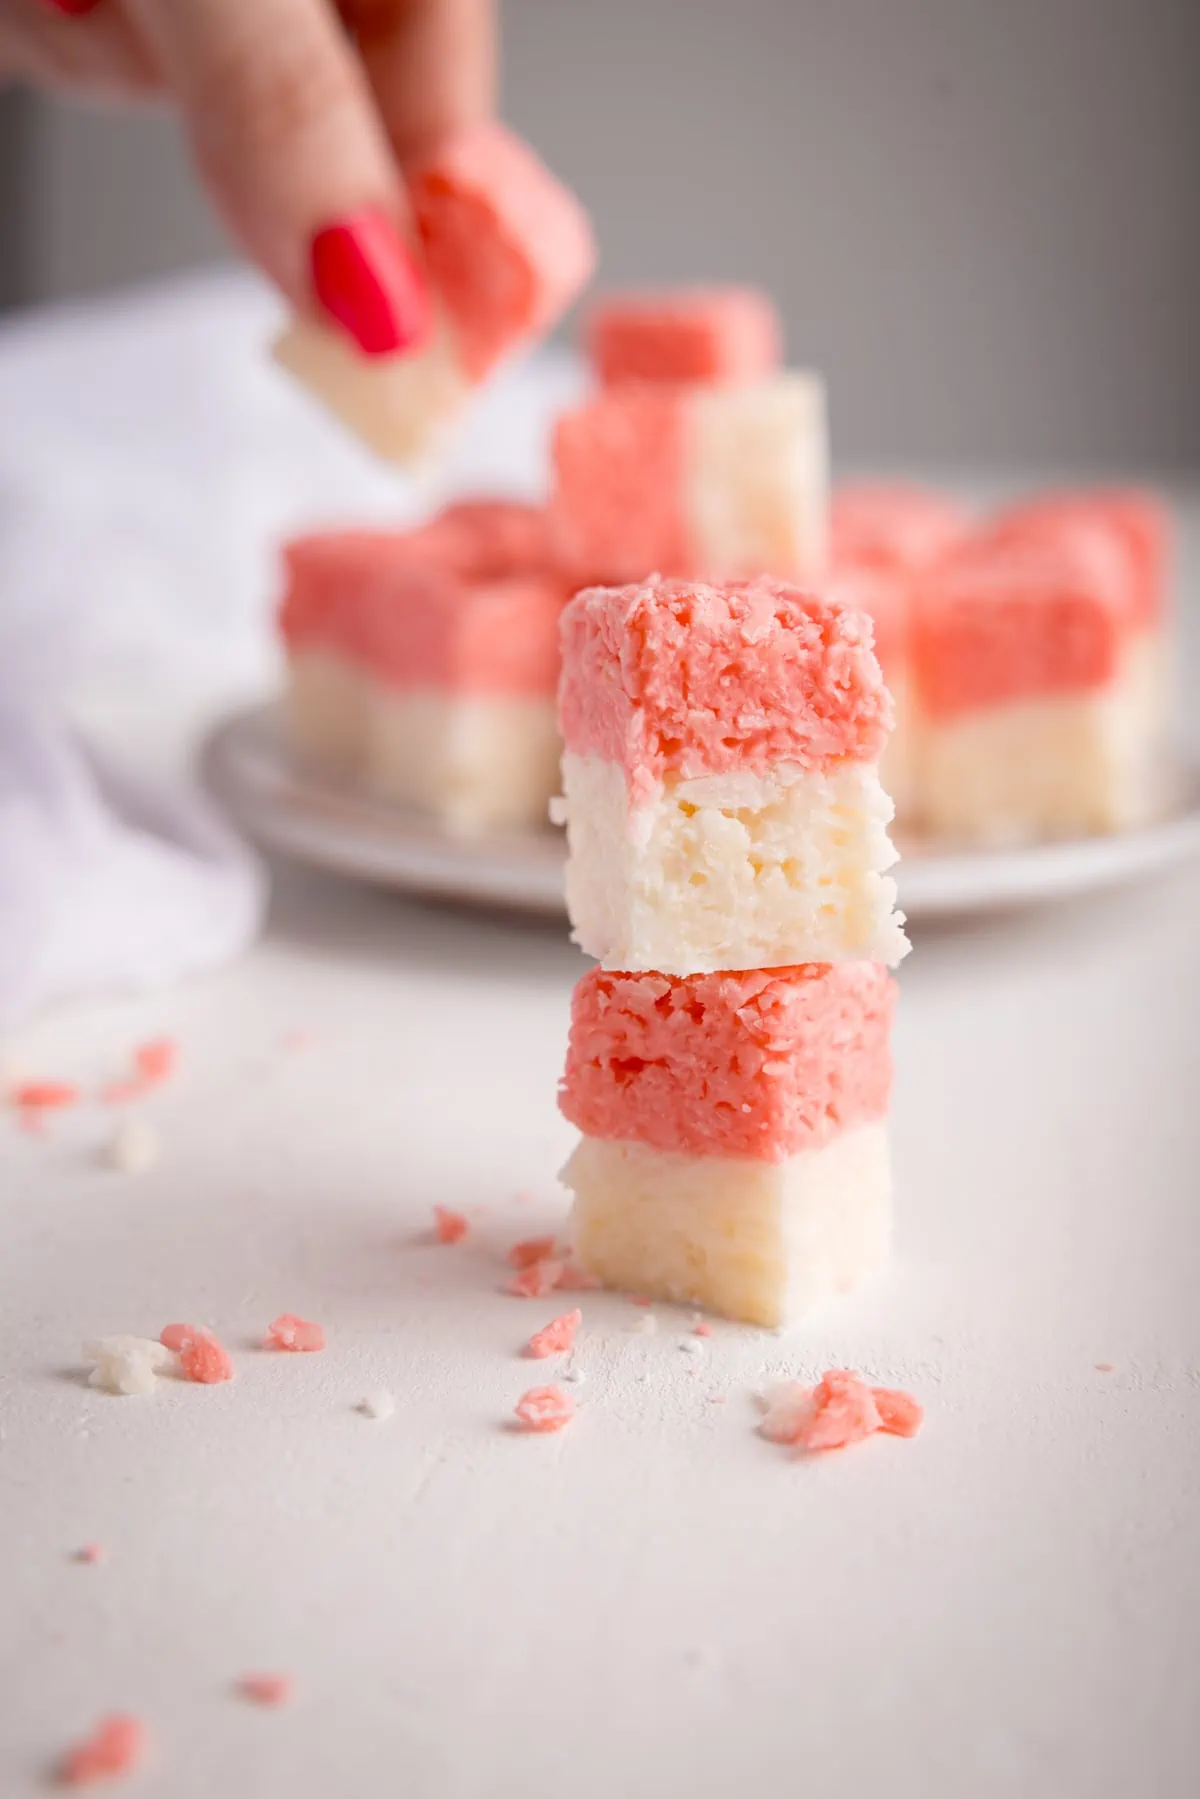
left=84, top=1336, right=175, bottom=1397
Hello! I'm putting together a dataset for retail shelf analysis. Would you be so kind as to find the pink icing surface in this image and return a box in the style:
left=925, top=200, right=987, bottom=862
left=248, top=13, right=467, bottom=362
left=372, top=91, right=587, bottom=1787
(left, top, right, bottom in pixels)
left=831, top=484, right=969, bottom=574
left=560, top=963, right=895, bottom=1162
left=987, top=488, right=1168, bottom=629
left=549, top=388, right=688, bottom=586
left=586, top=286, right=782, bottom=386
left=557, top=577, right=892, bottom=784
left=411, top=500, right=551, bottom=581
left=409, top=124, right=595, bottom=379
left=912, top=531, right=1128, bottom=720
left=280, top=526, right=564, bottom=696
left=828, top=562, right=908, bottom=683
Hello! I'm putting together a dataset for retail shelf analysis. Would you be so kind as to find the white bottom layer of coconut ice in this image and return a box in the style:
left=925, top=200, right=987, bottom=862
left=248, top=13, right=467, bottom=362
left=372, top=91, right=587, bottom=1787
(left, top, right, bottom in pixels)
left=561, top=1122, right=892, bottom=1329
left=913, top=631, right=1166, bottom=845
left=558, top=752, right=908, bottom=973
left=286, top=649, right=560, bottom=834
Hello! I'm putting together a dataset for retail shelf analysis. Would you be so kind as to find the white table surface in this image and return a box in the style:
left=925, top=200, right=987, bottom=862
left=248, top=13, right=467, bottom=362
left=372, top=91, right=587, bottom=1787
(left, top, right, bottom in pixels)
left=2, top=276, right=1200, bottom=1799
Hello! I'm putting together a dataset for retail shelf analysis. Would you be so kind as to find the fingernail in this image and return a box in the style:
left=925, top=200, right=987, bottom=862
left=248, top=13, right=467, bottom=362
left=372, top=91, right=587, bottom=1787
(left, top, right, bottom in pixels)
left=310, top=209, right=429, bottom=357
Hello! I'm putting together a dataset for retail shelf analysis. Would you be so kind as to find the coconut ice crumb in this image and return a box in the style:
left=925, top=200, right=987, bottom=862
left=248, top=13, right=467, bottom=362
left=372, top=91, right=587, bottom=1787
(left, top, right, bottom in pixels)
left=508, top=1234, right=558, bottom=1269
left=679, top=1337, right=704, bottom=1357
left=73, top=1543, right=105, bottom=1566
left=693, top=1320, right=713, bottom=1338
left=84, top=1336, right=176, bottom=1397
left=357, top=1391, right=395, bottom=1421
left=102, top=1037, right=178, bottom=1104
left=759, top=1370, right=924, bottom=1451
left=159, top=1324, right=234, bottom=1385
left=506, top=1258, right=565, bottom=1299
left=433, top=1205, right=469, bottom=1244
left=237, top=1672, right=293, bottom=1707
left=526, top=1309, right=583, bottom=1359
left=552, top=1258, right=602, bottom=1293
left=57, top=1712, right=147, bottom=1785
left=264, top=1314, right=325, bottom=1352
left=513, top=1385, right=575, bottom=1433
left=102, top=1116, right=158, bottom=1175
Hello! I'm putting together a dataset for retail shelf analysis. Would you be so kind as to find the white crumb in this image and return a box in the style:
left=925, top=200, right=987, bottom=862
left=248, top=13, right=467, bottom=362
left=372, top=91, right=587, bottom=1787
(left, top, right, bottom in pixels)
left=548, top=795, right=567, bottom=826
left=562, top=1367, right=586, bottom=1385
left=679, top=1337, right=705, bottom=1358
left=101, top=1115, right=158, bottom=1175
left=689, top=1312, right=705, bottom=1329
left=84, top=1335, right=176, bottom=1396
left=629, top=1313, right=657, bottom=1335
left=357, top=1391, right=395, bottom=1421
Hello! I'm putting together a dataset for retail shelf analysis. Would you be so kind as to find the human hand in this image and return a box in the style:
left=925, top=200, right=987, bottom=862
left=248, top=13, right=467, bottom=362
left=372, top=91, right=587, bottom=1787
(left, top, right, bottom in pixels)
left=0, top=0, right=495, bottom=353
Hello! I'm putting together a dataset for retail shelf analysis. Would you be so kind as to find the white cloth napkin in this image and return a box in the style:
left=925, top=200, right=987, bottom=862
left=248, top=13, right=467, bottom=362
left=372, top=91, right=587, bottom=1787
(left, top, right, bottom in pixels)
left=0, top=270, right=581, bottom=1029
left=0, top=684, right=265, bottom=1030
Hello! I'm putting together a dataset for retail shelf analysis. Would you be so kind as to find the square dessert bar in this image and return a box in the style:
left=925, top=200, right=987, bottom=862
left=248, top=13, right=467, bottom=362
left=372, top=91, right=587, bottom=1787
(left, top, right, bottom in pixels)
left=911, top=526, right=1160, bottom=843
left=830, top=485, right=971, bottom=820
left=275, top=124, right=595, bottom=465
left=549, top=373, right=827, bottom=586
left=585, top=287, right=782, bottom=386
left=281, top=502, right=565, bottom=833
left=559, top=964, right=896, bottom=1327
left=555, top=577, right=908, bottom=973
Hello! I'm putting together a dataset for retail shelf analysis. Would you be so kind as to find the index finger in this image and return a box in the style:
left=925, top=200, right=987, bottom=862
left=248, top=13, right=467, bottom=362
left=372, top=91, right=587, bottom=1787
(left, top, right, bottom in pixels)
left=344, top=0, right=496, bottom=165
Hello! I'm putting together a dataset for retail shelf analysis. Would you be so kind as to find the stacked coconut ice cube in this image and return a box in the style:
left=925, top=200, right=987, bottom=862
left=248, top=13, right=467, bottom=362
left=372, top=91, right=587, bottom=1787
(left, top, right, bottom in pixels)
left=548, top=297, right=908, bottom=1327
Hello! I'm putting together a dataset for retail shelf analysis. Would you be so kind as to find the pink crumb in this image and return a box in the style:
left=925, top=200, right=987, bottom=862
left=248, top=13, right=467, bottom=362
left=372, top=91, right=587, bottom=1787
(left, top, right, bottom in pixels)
left=237, top=1673, right=293, bottom=1707
left=180, top=1334, right=234, bottom=1385
left=160, top=1322, right=235, bottom=1383
left=871, top=1385, right=924, bottom=1438
left=513, top=1384, right=575, bottom=1433
left=508, top=1234, right=558, bottom=1268
left=525, top=1309, right=582, bottom=1359
left=693, top=1321, right=713, bottom=1338
left=265, top=1314, right=326, bottom=1353
left=57, top=1713, right=147, bottom=1786
left=1095, top=1362, right=1115, bottom=1373
left=74, top=1544, right=105, bottom=1566
left=552, top=1259, right=602, bottom=1293
left=14, top=1080, right=79, bottom=1113
left=103, top=1037, right=178, bottom=1103
left=433, top=1205, right=470, bottom=1245
left=506, top=1258, right=564, bottom=1299
left=629, top=1295, right=651, bottom=1308
left=761, top=1369, right=923, bottom=1453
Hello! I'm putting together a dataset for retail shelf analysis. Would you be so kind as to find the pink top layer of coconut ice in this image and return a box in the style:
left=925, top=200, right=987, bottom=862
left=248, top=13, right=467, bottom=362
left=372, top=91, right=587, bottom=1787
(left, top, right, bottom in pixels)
left=557, top=577, right=892, bottom=787
left=409, top=123, right=595, bottom=380
left=280, top=527, right=564, bottom=696
left=912, top=530, right=1129, bottom=719
left=549, top=388, right=688, bottom=586
left=586, top=286, right=782, bottom=387
left=986, top=488, right=1168, bottom=629
left=560, top=963, right=895, bottom=1162
left=831, top=484, right=970, bottom=574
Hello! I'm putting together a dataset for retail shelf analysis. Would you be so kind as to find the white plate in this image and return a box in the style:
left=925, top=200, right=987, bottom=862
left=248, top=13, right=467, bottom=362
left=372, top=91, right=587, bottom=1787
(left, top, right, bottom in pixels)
left=203, top=704, right=1200, bottom=921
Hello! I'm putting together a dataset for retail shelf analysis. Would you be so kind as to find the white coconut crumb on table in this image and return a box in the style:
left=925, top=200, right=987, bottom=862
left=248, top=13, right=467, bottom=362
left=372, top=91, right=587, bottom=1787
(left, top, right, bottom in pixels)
left=84, top=1336, right=176, bottom=1396
left=629, top=1313, right=658, bottom=1335
left=101, top=1115, right=159, bottom=1175
left=357, top=1391, right=395, bottom=1421
left=679, top=1337, right=705, bottom=1358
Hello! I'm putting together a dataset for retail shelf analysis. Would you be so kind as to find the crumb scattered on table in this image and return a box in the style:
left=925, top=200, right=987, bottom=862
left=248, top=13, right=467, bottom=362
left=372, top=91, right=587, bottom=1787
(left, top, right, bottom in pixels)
left=101, top=1116, right=158, bottom=1175
left=514, top=1385, right=575, bottom=1433
left=433, top=1205, right=470, bottom=1245
left=57, top=1713, right=147, bottom=1786
left=265, top=1314, right=326, bottom=1353
left=357, top=1391, right=395, bottom=1421
left=236, top=1673, right=293, bottom=1707
left=525, top=1309, right=582, bottom=1359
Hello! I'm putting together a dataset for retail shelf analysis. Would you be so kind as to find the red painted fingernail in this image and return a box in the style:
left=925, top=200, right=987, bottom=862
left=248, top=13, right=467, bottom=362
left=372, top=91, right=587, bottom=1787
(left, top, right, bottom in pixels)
left=39, top=0, right=103, bottom=15
left=310, top=209, right=429, bottom=357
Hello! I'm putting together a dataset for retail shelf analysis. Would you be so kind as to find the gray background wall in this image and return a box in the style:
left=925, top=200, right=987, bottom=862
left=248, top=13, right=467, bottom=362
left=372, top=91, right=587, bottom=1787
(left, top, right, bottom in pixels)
left=2, top=0, right=1198, bottom=464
